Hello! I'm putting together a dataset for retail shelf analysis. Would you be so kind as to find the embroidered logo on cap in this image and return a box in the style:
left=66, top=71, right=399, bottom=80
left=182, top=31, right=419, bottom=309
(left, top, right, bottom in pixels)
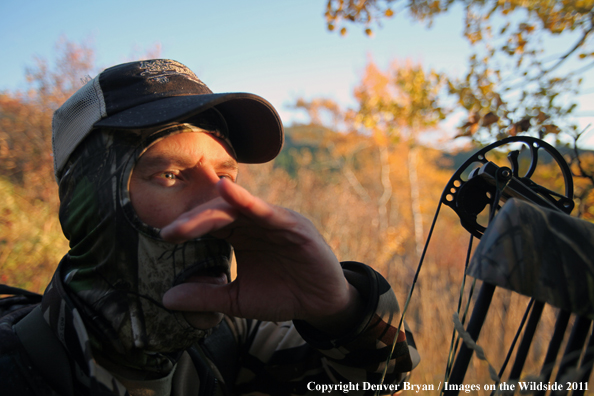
left=139, top=59, right=206, bottom=85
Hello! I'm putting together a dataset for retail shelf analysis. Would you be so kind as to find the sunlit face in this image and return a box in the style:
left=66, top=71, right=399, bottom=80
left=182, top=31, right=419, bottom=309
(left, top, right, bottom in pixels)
left=128, top=131, right=238, bottom=330
left=129, top=131, right=239, bottom=229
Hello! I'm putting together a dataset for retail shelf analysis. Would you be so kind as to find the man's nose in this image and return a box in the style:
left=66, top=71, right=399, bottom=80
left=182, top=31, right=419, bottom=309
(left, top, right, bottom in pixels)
left=185, top=165, right=223, bottom=210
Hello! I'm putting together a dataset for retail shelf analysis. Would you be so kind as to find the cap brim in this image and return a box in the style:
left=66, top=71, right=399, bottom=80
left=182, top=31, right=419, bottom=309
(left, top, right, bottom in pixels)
left=93, top=92, right=284, bottom=164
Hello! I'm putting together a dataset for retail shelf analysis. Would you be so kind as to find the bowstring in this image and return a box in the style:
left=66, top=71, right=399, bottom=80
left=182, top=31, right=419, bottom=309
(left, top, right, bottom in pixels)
left=375, top=200, right=443, bottom=396
left=375, top=166, right=513, bottom=396
left=442, top=235, right=476, bottom=392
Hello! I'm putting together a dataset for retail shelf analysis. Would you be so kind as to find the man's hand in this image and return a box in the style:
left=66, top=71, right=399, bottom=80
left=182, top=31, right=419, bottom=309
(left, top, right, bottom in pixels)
left=160, top=178, right=364, bottom=334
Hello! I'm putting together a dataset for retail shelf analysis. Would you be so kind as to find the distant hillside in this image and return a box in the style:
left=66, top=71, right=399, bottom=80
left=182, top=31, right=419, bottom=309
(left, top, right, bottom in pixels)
left=277, top=124, right=593, bottom=177
left=274, top=124, right=337, bottom=176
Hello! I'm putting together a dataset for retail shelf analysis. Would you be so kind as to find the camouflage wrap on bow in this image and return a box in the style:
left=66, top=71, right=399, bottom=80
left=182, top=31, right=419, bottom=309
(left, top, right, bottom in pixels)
left=468, top=198, right=594, bottom=319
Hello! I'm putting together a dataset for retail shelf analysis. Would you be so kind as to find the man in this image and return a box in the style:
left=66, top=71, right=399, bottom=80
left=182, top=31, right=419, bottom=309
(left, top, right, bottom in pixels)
left=0, top=59, right=419, bottom=395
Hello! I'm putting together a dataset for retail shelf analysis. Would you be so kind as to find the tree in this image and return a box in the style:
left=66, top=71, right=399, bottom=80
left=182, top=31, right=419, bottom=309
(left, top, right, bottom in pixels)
left=295, top=59, right=450, bottom=268
left=324, top=0, right=593, bottom=143
left=353, top=60, right=448, bottom=258
left=0, top=37, right=96, bottom=203
left=0, top=37, right=161, bottom=292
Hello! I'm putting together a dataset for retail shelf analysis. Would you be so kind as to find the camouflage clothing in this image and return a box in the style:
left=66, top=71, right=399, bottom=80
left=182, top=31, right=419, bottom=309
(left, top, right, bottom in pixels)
left=0, top=121, right=419, bottom=395
left=0, top=261, right=418, bottom=395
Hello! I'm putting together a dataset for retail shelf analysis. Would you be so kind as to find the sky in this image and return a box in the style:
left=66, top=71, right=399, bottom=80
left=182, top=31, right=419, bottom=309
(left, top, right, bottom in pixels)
left=1, top=0, right=593, bottom=148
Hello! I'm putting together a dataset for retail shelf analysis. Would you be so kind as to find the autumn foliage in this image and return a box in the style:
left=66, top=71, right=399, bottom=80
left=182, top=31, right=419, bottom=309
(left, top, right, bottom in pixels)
left=325, top=0, right=593, bottom=147
left=0, top=39, right=96, bottom=290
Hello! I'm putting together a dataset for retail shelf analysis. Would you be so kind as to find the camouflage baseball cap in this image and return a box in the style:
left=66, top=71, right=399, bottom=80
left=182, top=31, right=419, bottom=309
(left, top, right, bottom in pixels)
left=52, top=59, right=284, bottom=179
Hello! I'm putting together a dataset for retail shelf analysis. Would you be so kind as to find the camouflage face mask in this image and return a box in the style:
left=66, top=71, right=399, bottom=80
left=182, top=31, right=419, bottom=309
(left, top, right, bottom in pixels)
left=55, top=114, right=233, bottom=370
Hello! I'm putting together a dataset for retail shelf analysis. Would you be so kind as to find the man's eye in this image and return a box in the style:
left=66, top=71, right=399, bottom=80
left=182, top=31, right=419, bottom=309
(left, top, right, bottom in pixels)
left=161, top=172, right=176, bottom=180
left=219, top=174, right=234, bottom=181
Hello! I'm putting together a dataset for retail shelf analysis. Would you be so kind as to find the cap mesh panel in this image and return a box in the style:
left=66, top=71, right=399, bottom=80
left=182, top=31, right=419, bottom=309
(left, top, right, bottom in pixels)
left=52, top=75, right=106, bottom=180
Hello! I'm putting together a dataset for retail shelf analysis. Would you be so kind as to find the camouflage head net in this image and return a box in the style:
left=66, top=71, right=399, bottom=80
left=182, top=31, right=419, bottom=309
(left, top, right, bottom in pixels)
left=51, top=113, right=233, bottom=372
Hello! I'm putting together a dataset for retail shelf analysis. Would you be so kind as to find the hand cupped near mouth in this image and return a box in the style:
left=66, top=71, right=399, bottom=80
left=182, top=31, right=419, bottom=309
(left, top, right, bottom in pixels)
left=167, top=261, right=231, bottom=330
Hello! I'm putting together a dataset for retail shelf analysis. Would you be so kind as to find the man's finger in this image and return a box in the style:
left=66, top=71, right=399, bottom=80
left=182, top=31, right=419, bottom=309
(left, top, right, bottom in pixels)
left=160, top=202, right=238, bottom=243
left=217, top=179, right=297, bottom=228
left=163, top=282, right=235, bottom=315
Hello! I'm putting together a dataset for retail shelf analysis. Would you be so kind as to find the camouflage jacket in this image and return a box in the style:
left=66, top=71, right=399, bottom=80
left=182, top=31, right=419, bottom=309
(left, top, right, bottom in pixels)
left=0, top=261, right=419, bottom=396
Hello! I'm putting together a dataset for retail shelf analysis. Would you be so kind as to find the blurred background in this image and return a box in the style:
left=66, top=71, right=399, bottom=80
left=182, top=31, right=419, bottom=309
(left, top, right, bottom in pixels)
left=2, top=0, right=594, bottom=391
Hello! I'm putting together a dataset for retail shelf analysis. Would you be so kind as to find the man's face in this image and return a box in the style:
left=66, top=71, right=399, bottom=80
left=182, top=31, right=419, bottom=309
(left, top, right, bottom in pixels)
left=129, top=130, right=239, bottom=329
left=129, top=131, right=239, bottom=228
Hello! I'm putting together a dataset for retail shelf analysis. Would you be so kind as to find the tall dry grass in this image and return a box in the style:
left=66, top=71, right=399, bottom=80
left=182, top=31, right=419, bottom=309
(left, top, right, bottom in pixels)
left=0, top=178, right=67, bottom=293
